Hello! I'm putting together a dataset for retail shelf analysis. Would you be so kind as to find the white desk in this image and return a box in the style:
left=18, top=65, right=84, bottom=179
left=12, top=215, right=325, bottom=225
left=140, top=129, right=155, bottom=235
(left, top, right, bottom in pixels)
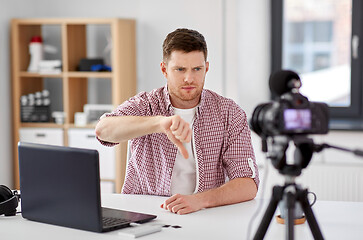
left=0, top=194, right=362, bottom=240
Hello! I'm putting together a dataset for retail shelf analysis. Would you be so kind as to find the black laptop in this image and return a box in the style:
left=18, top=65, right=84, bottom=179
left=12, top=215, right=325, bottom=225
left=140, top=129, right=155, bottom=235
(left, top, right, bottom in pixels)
left=18, top=142, right=156, bottom=232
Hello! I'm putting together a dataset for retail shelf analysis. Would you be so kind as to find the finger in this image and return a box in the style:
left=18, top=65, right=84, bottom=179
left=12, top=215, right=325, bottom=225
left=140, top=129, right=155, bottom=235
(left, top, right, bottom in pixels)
left=171, top=122, right=186, bottom=139
left=170, top=116, right=181, bottom=131
left=171, top=203, right=186, bottom=214
left=177, top=207, right=193, bottom=215
left=167, top=198, right=183, bottom=212
left=166, top=130, right=181, bottom=145
left=162, top=194, right=179, bottom=210
left=179, top=145, right=189, bottom=159
left=166, top=130, right=183, bottom=149
left=176, top=124, right=191, bottom=143
left=166, top=131, right=189, bottom=159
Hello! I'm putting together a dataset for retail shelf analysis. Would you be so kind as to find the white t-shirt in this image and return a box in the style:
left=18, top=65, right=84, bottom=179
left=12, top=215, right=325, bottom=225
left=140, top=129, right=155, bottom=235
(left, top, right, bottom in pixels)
left=170, top=106, right=198, bottom=195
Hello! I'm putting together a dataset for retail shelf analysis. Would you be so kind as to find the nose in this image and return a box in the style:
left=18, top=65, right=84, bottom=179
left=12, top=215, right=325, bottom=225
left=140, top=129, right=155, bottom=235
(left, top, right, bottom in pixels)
left=184, top=72, right=194, bottom=84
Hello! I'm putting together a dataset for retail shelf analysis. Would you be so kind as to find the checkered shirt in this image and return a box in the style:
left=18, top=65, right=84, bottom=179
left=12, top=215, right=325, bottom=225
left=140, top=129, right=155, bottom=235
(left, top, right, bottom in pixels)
left=98, top=86, right=259, bottom=196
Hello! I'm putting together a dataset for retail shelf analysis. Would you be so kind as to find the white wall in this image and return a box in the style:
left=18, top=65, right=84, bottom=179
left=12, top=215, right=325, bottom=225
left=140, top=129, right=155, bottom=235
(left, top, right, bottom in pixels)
left=0, top=0, right=243, bottom=187
left=137, top=0, right=224, bottom=94
left=0, top=1, right=38, bottom=187
left=237, top=0, right=270, bottom=116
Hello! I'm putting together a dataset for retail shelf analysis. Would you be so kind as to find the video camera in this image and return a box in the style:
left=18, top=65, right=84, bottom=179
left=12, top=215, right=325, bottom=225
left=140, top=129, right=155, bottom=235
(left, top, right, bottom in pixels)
left=250, top=70, right=329, bottom=137
left=250, top=70, right=363, bottom=240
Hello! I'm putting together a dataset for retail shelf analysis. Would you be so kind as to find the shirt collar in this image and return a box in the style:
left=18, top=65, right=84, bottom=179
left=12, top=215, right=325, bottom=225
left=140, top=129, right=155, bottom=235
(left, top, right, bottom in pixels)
left=163, top=84, right=173, bottom=114
left=198, top=89, right=206, bottom=116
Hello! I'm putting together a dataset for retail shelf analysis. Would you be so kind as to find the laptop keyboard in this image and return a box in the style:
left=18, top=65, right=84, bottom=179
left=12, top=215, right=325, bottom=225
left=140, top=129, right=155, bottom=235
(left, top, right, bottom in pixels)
left=102, top=217, right=130, bottom=227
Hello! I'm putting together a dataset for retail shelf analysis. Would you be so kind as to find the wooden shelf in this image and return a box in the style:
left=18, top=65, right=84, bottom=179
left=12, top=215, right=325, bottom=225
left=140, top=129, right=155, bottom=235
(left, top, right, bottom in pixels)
left=12, top=18, right=120, bottom=25
left=65, top=123, right=97, bottom=129
left=19, top=71, right=113, bottom=78
left=19, top=72, right=63, bottom=78
left=20, top=123, right=63, bottom=128
left=20, top=123, right=98, bottom=129
left=11, top=18, right=136, bottom=193
left=67, top=71, right=112, bottom=78
left=101, top=179, right=116, bottom=183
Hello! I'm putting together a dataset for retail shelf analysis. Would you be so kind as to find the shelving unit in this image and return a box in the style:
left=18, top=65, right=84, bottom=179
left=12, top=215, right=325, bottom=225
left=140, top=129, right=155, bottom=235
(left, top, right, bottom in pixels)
left=11, top=18, right=136, bottom=193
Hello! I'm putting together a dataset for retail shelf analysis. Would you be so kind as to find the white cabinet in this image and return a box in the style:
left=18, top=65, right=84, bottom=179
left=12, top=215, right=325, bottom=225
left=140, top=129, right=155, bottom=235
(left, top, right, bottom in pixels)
left=68, top=128, right=116, bottom=193
left=19, top=128, right=64, bottom=146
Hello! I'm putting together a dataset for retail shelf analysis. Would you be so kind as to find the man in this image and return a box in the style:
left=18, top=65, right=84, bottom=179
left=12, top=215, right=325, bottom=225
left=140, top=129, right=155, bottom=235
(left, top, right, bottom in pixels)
left=95, top=28, right=259, bottom=215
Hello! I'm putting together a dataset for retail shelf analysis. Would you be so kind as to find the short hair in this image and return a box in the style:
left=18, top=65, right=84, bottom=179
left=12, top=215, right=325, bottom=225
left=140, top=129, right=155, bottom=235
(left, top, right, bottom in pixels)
left=162, top=28, right=208, bottom=62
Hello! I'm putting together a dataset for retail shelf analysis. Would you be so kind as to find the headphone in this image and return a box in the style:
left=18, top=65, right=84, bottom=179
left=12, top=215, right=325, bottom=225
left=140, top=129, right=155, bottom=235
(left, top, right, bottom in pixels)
left=0, top=185, right=20, bottom=216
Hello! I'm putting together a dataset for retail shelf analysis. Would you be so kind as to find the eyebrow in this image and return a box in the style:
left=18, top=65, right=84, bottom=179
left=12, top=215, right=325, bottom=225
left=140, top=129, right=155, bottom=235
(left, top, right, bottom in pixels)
left=172, top=65, right=205, bottom=69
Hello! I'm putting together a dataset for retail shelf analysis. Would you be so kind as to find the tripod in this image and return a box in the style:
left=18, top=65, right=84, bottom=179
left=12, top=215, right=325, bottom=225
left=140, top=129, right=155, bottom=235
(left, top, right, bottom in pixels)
left=253, top=180, right=323, bottom=240
left=253, top=136, right=324, bottom=240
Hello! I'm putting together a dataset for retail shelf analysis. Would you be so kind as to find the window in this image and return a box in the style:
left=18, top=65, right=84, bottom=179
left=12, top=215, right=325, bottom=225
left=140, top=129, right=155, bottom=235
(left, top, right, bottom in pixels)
left=271, top=0, right=363, bottom=129
left=284, top=21, right=334, bottom=74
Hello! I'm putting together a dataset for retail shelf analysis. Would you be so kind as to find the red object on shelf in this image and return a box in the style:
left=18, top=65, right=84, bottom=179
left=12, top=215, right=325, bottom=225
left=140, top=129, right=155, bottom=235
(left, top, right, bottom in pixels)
left=30, top=36, right=42, bottom=43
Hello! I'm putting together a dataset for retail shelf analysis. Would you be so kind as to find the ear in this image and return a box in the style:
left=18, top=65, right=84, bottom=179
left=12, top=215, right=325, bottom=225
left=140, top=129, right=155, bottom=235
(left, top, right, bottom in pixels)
left=205, top=61, right=209, bottom=73
left=160, top=61, right=168, bottom=78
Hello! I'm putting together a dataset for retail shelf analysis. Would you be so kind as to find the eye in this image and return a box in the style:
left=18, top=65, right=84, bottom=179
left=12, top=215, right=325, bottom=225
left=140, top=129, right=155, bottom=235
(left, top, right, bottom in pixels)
left=194, top=67, right=202, bottom=71
left=176, top=68, right=185, bottom=72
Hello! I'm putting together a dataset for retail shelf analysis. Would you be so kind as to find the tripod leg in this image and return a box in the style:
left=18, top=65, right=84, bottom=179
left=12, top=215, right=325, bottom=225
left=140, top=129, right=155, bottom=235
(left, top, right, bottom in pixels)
left=298, top=189, right=324, bottom=240
left=253, top=186, right=283, bottom=240
left=285, top=191, right=295, bottom=240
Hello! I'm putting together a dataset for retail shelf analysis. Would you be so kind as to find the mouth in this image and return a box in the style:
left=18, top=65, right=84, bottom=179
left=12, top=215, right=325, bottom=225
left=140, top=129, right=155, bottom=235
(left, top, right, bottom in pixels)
left=181, top=86, right=195, bottom=91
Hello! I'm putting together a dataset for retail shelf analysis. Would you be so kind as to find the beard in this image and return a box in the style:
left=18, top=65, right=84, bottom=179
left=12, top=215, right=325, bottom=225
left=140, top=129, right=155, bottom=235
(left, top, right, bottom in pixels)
left=168, top=84, right=203, bottom=108
left=177, top=88, right=201, bottom=100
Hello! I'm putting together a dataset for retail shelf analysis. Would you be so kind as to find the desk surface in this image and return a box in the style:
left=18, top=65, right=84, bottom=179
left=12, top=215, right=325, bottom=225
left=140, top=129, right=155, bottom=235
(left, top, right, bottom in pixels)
left=1, top=194, right=362, bottom=240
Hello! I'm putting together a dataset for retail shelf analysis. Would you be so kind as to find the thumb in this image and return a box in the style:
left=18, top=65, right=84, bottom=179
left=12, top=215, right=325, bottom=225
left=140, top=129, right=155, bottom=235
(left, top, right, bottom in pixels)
left=166, top=130, right=189, bottom=159
left=178, top=144, right=189, bottom=159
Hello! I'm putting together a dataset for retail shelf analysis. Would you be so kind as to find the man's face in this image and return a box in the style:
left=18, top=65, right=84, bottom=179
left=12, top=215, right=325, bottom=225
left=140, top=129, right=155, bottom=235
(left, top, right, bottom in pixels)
left=161, top=50, right=209, bottom=109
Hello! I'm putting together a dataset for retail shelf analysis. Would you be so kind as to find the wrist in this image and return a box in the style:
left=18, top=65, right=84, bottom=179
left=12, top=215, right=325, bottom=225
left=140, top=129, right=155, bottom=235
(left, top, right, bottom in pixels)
left=153, top=116, right=167, bottom=134
left=196, top=191, right=213, bottom=209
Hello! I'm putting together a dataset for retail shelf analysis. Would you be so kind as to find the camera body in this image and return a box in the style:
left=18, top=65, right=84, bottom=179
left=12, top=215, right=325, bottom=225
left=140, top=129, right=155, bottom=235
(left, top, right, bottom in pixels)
left=251, top=91, right=329, bottom=137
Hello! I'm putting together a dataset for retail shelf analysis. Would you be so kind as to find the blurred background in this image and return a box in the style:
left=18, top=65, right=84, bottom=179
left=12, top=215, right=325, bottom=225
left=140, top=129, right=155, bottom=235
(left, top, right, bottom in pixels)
left=1, top=0, right=362, bottom=202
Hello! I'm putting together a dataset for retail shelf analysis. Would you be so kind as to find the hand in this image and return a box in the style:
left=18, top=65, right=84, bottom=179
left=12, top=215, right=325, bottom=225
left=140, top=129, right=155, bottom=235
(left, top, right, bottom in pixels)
left=160, top=194, right=204, bottom=215
left=160, top=115, right=192, bottom=159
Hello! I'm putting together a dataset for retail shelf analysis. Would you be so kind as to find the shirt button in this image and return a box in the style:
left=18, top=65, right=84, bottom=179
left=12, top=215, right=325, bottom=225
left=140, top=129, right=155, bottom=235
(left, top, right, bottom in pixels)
left=168, top=168, right=173, bottom=174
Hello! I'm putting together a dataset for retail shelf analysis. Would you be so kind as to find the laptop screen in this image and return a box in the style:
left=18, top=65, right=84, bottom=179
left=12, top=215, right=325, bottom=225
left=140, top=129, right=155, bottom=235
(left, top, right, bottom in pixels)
left=18, top=142, right=103, bottom=232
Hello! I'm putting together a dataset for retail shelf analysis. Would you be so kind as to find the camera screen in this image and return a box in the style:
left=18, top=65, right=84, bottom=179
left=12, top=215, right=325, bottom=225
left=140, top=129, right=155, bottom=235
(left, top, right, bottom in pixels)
left=283, top=109, right=311, bottom=130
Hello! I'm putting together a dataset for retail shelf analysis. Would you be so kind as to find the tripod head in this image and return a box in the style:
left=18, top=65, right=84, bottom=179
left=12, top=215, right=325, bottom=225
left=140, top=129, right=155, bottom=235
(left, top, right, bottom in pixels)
left=263, top=135, right=315, bottom=177
left=263, top=134, right=363, bottom=178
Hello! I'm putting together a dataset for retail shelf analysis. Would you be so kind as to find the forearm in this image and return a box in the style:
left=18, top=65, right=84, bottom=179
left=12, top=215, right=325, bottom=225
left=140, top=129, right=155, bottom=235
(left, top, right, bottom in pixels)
left=95, top=116, right=164, bottom=143
left=197, top=177, right=257, bottom=209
